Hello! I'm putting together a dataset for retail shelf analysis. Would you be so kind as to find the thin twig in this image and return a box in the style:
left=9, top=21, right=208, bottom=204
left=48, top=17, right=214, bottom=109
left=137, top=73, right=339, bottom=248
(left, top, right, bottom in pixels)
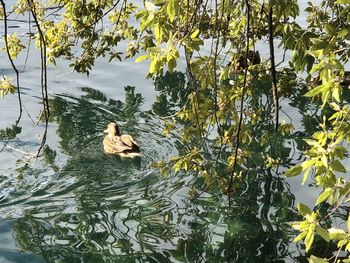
left=268, top=5, right=279, bottom=131
left=0, top=0, right=23, bottom=152
left=22, top=9, right=32, bottom=71
left=227, top=0, right=251, bottom=208
left=27, top=0, right=49, bottom=157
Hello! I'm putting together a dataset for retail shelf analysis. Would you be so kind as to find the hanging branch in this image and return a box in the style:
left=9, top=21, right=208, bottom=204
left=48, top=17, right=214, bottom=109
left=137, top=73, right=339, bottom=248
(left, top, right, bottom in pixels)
left=184, top=47, right=205, bottom=142
left=212, top=0, right=225, bottom=142
left=27, top=0, right=50, bottom=156
left=227, top=0, right=250, bottom=208
left=268, top=5, right=279, bottom=131
left=0, top=0, right=23, bottom=152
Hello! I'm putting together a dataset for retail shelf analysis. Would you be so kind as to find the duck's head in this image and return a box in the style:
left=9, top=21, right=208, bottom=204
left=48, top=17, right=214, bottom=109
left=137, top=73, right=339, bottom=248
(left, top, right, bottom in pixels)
left=104, top=122, right=121, bottom=136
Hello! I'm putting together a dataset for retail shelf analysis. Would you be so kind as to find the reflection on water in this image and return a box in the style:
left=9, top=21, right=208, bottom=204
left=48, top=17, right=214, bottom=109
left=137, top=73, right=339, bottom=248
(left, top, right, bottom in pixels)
left=0, top=72, right=308, bottom=262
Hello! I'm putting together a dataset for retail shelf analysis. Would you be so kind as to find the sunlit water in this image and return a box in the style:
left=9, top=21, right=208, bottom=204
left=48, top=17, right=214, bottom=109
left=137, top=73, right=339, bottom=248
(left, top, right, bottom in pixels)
left=0, top=1, right=329, bottom=263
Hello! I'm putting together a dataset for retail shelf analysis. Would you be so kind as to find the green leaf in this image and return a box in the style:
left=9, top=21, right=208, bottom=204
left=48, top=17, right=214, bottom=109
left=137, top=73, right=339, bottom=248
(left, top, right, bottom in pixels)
left=154, top=23, right=163, bottom=42
left=331, top=159, right=346, bottom=173
left=328, top=228, right=347, bottom=240
left=294, top=231, right=307, bottom=242
left=316, top=227, right=330, bottom=242
left=332, top=86, right=341, bottom=102
left=305, top=224, right=315, bottom=252
left=334, top=146, right=347, bottom=159
left=135, top=55, right=148, bottom=63
left=338, top=28, right=349, bottom=38
left=302, top=168, right=311, bottom=185
left=149, top=56, right=161, bottom=74
left=316, top=189, right=331, bottom=205
left=345, top=242, right=350, bottom=252
left=304, top=85, right=326, bottom=97
left=297, top=203, right=312, bottom=216
left=285, top=165, right=302, bottom=177
left=321, top=155, right=328, bottom=168
left=310, top=40, right=328, bottom=51
left=151, top=160, right=166, bottom=168
left=167, top=0, right=176, bottom=22
left=308, top=255, right=329, bottom=263
left=335, top=0, right=350, bottom=4
left=167, top=57, right=176, bottom=72
left=324, top=23, right=336, bottom=36
left=301, top=159, right=315, bottom=170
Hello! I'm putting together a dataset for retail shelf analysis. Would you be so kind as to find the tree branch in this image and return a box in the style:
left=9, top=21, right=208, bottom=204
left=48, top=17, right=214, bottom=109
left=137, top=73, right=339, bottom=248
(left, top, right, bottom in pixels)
left=27, top=0, right=50, bottom=157
left=227, top=0, right=250, bottom=208
left=0, top=0, right=23, bottom=152
left=268, top=5, right=279, bottom=131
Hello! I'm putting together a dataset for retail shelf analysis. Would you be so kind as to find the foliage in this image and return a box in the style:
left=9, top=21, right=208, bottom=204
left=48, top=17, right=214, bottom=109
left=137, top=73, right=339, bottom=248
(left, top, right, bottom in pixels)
left=0, top=76, right=16, bottom=97
left=2, top=0, right=350, bottom=261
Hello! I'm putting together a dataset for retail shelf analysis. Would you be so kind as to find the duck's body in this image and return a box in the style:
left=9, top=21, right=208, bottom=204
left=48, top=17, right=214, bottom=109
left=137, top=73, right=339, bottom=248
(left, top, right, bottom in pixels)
left=103, top=123, right=140, bottom=158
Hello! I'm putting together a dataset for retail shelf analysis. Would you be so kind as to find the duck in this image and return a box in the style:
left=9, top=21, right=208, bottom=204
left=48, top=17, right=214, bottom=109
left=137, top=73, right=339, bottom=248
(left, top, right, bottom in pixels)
left=103, top=122, right=140, bottom=158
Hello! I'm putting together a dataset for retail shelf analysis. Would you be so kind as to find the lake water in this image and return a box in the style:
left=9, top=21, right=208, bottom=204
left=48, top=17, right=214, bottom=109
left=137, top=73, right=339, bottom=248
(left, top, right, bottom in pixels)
left=0, top=1, right=327, bottom=262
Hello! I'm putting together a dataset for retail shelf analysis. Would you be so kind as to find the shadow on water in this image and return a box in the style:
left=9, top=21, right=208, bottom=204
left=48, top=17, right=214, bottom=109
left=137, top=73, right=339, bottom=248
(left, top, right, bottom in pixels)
left=0, top=71, right=332, bottom=262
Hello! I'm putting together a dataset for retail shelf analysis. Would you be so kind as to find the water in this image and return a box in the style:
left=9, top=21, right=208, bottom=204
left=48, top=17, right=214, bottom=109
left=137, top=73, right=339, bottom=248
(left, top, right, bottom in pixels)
left=0, top=1, right=329, bottom=262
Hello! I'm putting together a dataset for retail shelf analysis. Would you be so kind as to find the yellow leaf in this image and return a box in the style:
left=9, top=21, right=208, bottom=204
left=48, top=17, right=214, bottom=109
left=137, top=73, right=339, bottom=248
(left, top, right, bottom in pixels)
left=191, top=29, right=200, bottom=39
left=135, top=55, right=148, bottom=63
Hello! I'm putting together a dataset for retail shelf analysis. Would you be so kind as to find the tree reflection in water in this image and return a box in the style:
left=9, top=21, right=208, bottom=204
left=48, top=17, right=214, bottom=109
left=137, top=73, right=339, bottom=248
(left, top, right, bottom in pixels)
left=9, top=71, right=335, bottom=262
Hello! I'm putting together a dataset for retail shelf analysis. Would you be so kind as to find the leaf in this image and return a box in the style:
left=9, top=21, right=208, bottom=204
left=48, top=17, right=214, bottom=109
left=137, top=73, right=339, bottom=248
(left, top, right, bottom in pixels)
left=135, top=55, right=148, bottom=63
left=329, top=102, right=340, bottom=111
left=285, top=165, right=302, bottom=177
left=167, top=0, right=176, bottom=22
left=308, top=255, right=329, bottom=263
left=332, top=86, right=341, bottom=102
left=293, top=231, right=307, bottom=242
left=303, top=139, right=319, bottom=147
left=324, top=23, right=336, bottom=36
left=0, top=76, right=16, bottom=97
left=191, top=29, right=200, bottom=39
left=154, top=23, right=162, bottom=42
left=321, top=155, right=328, bottom=168
left=338, top=28, right=349, bottom=38
left=345, top=242, right=350, bottom=252
left=310, top=39, right=328, bottom=51
left=145, top=1, right=156, bottom=11
left=335, top=0, right=350, bottom=4
left=167, top=57, right=176, bottom=72
left=149, top=55, right=161, bottom=74
left=334, top=146, right=347, bottom=159
left=328, top=228, right=347, bottom=240
left=304, top=85, right=326, bottom=97
left=301, top=159, right=315, bottom=170
left=297, top=203, right=312, bottom=216
left=331, top=159, right=346, bottom=173
left=316, top=189, right=331, bottom=205
left=151, top=160, right=166, bottom=168
left=302, top=168, right=311, bottom=185
left=305, top=224, right=315, bottom=252
left=316, top=227, right=330, bottom=242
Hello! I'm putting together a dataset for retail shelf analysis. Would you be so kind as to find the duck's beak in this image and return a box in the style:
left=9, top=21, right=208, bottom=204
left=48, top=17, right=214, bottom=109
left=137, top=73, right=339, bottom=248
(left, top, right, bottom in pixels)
left=104, top=128, right=108, bottom=133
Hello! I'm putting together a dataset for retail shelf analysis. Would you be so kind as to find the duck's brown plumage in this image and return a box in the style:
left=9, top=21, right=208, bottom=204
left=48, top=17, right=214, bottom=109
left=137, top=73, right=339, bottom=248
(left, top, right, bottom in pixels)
left=103, top=122, right=140, bottom=157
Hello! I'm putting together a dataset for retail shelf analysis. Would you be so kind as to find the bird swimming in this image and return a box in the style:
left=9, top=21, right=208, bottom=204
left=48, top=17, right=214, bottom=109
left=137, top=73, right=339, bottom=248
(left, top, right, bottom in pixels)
left=103, top=122, right=140, bottom=158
